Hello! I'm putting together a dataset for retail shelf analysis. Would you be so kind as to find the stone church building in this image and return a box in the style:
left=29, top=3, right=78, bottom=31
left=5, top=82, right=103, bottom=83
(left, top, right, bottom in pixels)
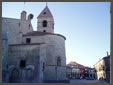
left=2, top=5, right=67, bottom=83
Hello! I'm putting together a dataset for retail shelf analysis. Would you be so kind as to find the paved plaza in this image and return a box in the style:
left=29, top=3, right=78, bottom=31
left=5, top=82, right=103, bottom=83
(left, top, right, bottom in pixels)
left=70, top=79, right=107, bottom=83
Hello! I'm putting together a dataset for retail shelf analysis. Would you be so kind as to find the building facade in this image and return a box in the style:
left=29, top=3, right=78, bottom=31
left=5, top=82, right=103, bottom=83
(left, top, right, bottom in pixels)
left=94, top=55, right=110, bottom=83
left=2, top=5, right=67, bottom=83
left=66, top=61, right=96, bottom=79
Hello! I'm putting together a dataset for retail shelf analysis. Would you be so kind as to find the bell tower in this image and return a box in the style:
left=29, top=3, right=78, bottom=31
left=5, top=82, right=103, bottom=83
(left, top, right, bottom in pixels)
left=37, top=5, right=54, bottom=33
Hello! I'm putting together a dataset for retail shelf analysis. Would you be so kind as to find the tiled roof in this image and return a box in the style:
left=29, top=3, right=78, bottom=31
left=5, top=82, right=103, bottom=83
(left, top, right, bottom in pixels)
left=23, top=31, right=50, bottom=36
left=67, top=61, right=85, bottom=69
left=9, top=43, right=44, bottom=46
left=38, top=6, right=53, bottom=18
left=23, top=31, right=66, bottom=40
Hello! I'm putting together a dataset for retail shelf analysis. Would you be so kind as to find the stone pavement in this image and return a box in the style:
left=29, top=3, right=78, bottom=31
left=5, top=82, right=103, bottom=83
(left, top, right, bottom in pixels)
left=70, top=79, right=108, bottom=83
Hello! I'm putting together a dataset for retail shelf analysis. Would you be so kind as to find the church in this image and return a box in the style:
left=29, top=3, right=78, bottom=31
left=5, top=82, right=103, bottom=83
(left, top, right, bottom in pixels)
left=2, top=5, right=67, bottom=83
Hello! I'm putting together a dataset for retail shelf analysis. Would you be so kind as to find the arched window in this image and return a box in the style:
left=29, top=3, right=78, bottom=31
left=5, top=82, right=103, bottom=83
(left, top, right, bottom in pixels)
left=57, top=57, right=61, bottom=66
left=20, top=60, right=26, bottom=68
left=43, top=20, right=47, bottom=27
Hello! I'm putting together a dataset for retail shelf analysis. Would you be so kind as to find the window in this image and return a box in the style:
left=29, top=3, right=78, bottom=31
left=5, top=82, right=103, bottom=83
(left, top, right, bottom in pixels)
left=52, top=24, right=54, bottom=29
left=43, top=12, right=46, bottom=14
left=29, top=24, right=30, bottom=29
left=19, top=22, right=20, bottom=27
left=43, top=30, right=46, bottom=32
left=43, top=20, right=47, bottom=27
left=20, top=60, right=26, bottom=68
left=26, top=38, right=31, bottom=44
left=57, top=57, right=61, bottom=66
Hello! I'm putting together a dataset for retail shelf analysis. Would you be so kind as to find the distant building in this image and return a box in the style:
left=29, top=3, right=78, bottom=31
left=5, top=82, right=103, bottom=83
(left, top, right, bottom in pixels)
left=80, top=66, right=96, bottom=79
left=66, top=61, right=82, bottom=79
left=66, top=61, right=96, bottom=79
left=94, top=54, right=110, bottom=83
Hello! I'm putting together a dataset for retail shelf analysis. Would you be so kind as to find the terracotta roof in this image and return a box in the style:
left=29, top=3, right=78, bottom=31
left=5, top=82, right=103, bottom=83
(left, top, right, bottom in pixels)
left=23, top=31, right=66, bottom=40
left=38, top=6, right=53, bottom=18
left=67, top=61, right=85, bottom=69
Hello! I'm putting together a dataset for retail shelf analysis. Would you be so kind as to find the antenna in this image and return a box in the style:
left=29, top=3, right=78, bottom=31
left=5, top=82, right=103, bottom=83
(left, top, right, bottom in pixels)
left=45, top=0, right=48, bottom=6
left=23, top=2, right=26, bottom=11
left=106, top=51, right=108, bottom=56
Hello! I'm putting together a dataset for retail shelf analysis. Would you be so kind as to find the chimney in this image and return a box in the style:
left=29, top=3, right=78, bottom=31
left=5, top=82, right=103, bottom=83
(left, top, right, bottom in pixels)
left=106, top=51, right=108, bottom=56
left=21, top=11, right=27, bottom=21
left=27, top=14, right=34, bottom=22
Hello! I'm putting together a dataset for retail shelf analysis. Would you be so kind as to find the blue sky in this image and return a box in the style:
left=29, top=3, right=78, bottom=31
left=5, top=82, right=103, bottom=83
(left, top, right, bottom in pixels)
left=2, top=2, right=110, bottom=67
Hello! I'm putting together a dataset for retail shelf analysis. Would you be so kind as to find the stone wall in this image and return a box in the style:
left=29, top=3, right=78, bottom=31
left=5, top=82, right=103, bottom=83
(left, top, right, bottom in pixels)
left=43, top=66, right=67, bottom=80
left=37, top=17, right=54, bottom=33
left=8, top=44, right=40, bottom=65
left=23, top=34, right=66, bottom=65
left=2, top=32, right=8, bottom=82
left=7, top=44, right=45, bottom=82
left=2, top=32, right=8, bottom=69
left=23, top=34, right=67, bottom=80
left=2, top=18, right=33, bottom=45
